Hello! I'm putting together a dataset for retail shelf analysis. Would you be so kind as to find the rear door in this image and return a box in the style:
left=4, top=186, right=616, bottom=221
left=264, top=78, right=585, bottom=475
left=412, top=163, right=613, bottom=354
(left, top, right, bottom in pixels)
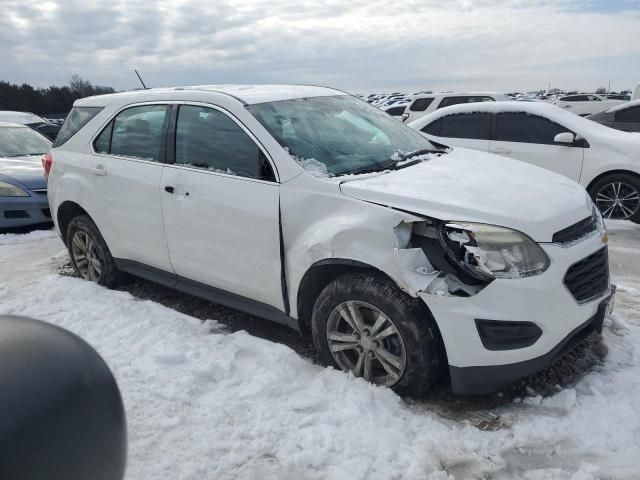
left=88, top=103, right=173, bottom=272
left=419, top=112, right=491, bottom=152
left=160, top=103, right=283, bottom=308
left=489, top=112, right=583, bottom=181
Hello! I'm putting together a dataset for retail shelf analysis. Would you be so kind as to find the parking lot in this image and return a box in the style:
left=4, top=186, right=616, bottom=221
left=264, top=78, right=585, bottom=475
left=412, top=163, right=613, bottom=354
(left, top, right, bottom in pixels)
left=1, top=219, right=638, bottom=479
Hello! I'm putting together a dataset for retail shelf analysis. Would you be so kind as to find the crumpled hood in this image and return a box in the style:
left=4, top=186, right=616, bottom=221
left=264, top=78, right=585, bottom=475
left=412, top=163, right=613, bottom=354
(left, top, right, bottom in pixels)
left=339, top=148, right=593, bottom=242
left=0, top=155, right=47, bottom=190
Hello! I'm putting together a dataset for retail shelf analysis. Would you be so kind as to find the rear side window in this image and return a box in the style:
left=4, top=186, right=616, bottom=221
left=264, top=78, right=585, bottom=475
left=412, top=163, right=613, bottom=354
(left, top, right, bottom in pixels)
left=174, top=105, right=275, bottom=181
left=421, top=118, right=442, bottom=136
left=410, top=98, right=434, bottom=112
left=560, top=95, right=588, bottom=102
left=615, top=106, right=640, bottom=123
left=53, top=107, right=102, bottom=147
left=438, top=96, right=494, bottom=109
left=94, top=105, right=169, bottom=162
left=495, top=112, right=568, bottom=145
left=439, top=113, right=491, bottom=140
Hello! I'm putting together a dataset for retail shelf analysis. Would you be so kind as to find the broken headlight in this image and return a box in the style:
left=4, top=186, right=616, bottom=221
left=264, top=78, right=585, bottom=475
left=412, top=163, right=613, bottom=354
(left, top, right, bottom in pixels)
left=440, top=222, right=550, bottom=280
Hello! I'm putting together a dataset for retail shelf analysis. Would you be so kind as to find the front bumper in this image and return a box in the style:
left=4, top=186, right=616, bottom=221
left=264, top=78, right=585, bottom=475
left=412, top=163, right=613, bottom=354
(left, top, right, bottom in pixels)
left=449, top=296, right=611, bottom=394
left=419, top=231, right=611, bottom=395
left=0, top=195, right=51, bottom=229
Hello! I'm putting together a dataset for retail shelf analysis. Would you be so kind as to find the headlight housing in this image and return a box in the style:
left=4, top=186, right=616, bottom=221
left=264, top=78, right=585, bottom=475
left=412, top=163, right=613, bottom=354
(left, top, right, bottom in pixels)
left=440, top=222, right=550, bottom=280
left=0, top=180, right=29, bottom=197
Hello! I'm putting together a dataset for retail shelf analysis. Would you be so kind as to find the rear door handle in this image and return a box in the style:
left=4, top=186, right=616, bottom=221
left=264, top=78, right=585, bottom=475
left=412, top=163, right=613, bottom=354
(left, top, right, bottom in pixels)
left=164, top=186, right=174, bottom=194
left=90, top=165, right=106, bottom=176
left=490, top=147, right=512, bottom=154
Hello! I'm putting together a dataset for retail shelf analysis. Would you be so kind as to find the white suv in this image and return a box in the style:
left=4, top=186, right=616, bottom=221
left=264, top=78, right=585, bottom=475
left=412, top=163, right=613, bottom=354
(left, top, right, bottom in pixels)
left=401, top=92, right=509, bottom=123
left=46, top=85, right=612, bottom=395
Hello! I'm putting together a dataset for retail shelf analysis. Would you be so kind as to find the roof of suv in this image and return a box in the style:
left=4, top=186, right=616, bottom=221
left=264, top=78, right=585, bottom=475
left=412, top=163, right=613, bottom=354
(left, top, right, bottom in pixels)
left=74, top=84, right=344, bottom=107
left=411, top=92, right=507, bottom=100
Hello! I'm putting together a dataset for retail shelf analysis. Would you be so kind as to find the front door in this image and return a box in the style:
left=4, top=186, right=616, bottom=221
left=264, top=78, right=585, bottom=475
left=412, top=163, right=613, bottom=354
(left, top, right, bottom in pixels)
left=160, top=104, right=283, bottom=308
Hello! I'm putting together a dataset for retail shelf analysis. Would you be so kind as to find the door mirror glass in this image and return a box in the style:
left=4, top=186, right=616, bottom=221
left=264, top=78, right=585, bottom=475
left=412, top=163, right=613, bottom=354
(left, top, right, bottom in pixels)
left=553, top=132, right=575, bottom=144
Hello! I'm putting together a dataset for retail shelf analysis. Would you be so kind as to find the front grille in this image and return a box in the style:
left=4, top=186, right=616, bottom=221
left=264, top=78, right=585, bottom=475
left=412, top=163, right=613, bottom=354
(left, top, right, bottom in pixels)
left=564, top=247, right=609, bottom=303
left=4, top=210, right=30, bottom=219
left=553, top=209, right=598, bottom=245
left=42, top=208, right=51, bottom=218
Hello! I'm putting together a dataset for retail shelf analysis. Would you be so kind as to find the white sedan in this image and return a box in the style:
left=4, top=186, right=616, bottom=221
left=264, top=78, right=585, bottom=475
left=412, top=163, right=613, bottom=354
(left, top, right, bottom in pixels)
left=553, top=94, right=625, bottom=117
left=408, top=101, right=640, bottom=222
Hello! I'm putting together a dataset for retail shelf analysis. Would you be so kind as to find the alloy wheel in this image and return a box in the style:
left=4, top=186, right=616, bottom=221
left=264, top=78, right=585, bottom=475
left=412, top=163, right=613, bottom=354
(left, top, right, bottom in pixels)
left=71, top=231, right=103, bottom=281
left=326, top=300, right=407, bottom=386
left=595, top=181, right=640, bottom=220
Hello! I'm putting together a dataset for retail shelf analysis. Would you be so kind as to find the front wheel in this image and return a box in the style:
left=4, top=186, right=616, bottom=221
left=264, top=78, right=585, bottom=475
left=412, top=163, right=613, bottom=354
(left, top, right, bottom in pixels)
left=311, top=271, right=443, bottom=396
left=589, top=173, right=640, bottom=223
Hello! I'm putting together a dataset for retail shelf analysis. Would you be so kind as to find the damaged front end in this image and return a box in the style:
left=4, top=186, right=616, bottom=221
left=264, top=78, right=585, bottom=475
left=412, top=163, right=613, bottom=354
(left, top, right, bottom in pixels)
left=395, top=217, right=550, bottom=298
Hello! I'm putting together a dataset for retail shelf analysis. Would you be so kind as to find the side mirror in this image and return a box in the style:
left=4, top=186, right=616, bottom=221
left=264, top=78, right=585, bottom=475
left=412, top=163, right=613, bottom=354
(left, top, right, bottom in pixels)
left=554, top=132, right=575, bottom=144
left=401, top=112, right=409, bottom=122
left=0, top=316, right=127, bottom=480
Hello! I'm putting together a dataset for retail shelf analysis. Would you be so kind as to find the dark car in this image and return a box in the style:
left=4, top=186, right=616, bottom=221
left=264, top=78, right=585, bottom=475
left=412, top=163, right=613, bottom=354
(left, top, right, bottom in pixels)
left=0, top=111, right=62, bottom=141
left=587, top=100, right=640, bottom=132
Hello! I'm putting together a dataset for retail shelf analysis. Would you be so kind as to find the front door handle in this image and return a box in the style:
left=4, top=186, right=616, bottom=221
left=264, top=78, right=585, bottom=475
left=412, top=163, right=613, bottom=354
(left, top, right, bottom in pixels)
left=90, top=165, right=106, bottom=176
left=490, top=147, right=512, bottom=154
left=164, top=186, right=174, bottom=194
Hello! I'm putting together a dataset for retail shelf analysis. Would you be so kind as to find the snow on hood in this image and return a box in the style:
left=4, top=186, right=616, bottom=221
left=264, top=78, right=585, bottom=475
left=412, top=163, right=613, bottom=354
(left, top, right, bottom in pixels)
left=0, top=155, right=47, bottom=189
left=339, top=147, right=592, bottom=242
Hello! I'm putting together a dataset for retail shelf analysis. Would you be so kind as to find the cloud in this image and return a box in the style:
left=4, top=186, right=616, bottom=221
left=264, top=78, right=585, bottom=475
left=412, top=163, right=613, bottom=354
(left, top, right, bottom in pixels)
left=1, top=0, right=639, bottom=93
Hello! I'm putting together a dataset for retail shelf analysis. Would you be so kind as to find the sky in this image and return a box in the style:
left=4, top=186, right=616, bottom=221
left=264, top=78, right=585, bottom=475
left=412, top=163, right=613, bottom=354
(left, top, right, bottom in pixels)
left=1, top=0, right=639, bottom=94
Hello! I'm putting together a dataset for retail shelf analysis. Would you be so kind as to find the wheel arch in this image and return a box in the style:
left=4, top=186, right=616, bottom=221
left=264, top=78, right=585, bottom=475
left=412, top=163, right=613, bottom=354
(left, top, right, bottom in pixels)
left=585, top=169, right=640, bottom=193
left=56, top=201, right=92, bottom=246
left=296, top=259, right=389, bottom=336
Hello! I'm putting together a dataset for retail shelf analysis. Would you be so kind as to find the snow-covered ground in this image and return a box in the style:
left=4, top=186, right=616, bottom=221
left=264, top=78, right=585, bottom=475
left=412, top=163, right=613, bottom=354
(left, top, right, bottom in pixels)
left=0, top=222, right=639, bottom=479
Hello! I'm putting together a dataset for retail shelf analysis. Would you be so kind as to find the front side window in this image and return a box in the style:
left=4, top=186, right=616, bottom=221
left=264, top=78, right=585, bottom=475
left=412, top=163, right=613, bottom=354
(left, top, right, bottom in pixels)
left=174, top=105, right=275, bottom=181
left=53, top=107, right=102, bottom=147
left=439, top=113, right=491, bottom=140
left=409, top=98, right=434, bottom=112
left=421, top=118, right=442, bottom=136
left=95, top=105, right=168, bottom=162
left=0, top=127, right=52, bottom=157
left=247, top=95, right=436, bottom=176
left=615, top=106, right=640, bottom=123
left=495, top=112, right=568, bottom=145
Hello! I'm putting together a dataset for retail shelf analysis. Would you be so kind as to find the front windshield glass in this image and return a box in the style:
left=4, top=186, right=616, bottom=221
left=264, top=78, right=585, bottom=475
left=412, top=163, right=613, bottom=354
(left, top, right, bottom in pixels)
left=0, top=127, right=52, bottom=157
left=247, top=95, right=436, bottom=176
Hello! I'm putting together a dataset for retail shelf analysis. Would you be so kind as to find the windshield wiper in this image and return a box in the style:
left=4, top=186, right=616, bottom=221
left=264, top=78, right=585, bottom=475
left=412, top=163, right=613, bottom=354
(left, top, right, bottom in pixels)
left=395, top=148, right=440, bottom=163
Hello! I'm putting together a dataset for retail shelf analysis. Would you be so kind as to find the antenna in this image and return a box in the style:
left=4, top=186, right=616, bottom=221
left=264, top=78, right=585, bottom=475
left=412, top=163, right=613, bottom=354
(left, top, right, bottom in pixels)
left=134, top=69, right=148, bottom=89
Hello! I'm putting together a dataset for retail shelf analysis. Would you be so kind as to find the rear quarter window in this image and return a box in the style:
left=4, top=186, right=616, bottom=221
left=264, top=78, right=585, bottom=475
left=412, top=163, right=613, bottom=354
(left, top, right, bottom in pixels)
left=53, top=107, right=103, bottom=147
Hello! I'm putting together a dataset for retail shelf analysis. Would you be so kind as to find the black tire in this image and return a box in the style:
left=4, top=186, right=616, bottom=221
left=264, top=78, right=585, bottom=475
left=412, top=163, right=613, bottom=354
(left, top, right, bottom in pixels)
left=66, top=215, right=126, bottom=288
left=588, top=173, right=640, bottom=223
left=311, top=271, right=443, bottom=397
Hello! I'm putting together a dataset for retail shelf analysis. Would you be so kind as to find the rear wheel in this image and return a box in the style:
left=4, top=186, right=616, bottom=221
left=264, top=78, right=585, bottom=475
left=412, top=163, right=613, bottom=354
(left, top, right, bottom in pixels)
left=589, top=173, right=640, bottom=223
left=311, top=271, right=442, bottom=396
left=66, top=215, right=125, bottom=288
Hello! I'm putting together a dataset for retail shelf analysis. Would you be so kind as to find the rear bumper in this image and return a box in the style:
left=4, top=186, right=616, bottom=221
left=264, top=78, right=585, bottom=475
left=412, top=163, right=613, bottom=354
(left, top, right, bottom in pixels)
left=449, top=296, right=611, bottom=395
left=0, top=196, right=51, bottom=229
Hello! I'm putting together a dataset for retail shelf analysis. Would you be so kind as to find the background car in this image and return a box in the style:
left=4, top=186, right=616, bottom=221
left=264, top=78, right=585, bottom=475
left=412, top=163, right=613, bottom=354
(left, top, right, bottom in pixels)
left=408, top=101, right=640, bottom=222
left=400, top=92, right=509, bottom=123
left=587, top=99, right=640, bottom=132
left=553, top=94, right=625, bottom=116
left=0, top=122, right=52, bottom=229
left=0, top=110, right=62, bottom=141
left=381, top=103, right=409, bottom=118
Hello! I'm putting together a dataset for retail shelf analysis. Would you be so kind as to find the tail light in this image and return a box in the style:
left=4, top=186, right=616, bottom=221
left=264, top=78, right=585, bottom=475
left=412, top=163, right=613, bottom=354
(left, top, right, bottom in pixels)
left=41, top=153, right=52, bottom=180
